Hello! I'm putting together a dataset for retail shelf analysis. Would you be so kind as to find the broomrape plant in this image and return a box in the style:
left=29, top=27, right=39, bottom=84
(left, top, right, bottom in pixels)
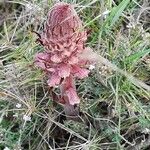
left=34, top=2, right=96, bottom=116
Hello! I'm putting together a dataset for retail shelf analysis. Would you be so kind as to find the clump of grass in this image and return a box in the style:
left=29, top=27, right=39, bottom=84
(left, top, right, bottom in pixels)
left=0, top=0, right=150, bottom=150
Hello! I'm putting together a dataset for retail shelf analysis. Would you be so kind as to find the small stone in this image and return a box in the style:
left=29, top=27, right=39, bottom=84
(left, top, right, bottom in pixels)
left=89, top=64, right=95, bottom=70
left=4, top=147, right=10, bottom=150
left=23, top=115, right=31, bottom=122
left=13, top=113, right=19, bottom=118
left=16, top=103, right=22, bottom=108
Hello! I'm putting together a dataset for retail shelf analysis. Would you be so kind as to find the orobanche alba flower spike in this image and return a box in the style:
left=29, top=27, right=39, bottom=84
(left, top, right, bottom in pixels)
left=35, top=2, right=96, bottom=116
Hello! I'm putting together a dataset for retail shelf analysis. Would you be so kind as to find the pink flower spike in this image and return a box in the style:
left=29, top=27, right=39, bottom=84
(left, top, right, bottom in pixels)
left=47, top=73, right=61, bottom=87
left=34, top=2, right=97, bottom=109
left=66, top=88, right=80, bottom=105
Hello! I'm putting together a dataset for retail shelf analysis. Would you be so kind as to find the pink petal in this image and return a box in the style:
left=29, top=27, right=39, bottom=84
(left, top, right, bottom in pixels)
left=47, top=68, right=55, bottom=72
left=51, top=54, right=62, bottom=63
left=58, top=64, right=70, bottom=78
left=35, top=52, right=49, bottom=61
left=47, top=73, right=61, bottom=87
left=35, top=61, right=46, bottom=69
left=66, top=88, right=80, bottom=105
left=71, top=65, right=90, bottom=79
left=63, top=50, right=71, bottom=57
left=68, top=56, right=79, bottom=64
left=34, top=52, right=49, bottom=69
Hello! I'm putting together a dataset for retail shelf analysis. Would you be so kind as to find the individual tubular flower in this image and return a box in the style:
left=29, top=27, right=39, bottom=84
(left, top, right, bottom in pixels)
left=35, top=2, right=95, bottom=106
